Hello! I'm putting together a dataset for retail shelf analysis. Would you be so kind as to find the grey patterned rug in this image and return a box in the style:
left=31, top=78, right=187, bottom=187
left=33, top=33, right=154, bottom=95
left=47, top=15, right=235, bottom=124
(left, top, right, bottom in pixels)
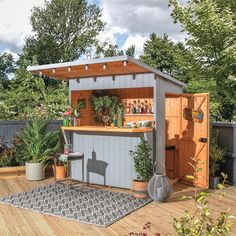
left=0, top=184, right=151, bottom=227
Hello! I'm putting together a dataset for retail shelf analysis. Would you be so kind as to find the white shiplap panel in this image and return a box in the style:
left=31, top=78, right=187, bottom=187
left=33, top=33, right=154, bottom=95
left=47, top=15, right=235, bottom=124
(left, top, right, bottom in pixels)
left=70, top=132, right=148, bottom=189
left=69, top=73, right=155, bottom=91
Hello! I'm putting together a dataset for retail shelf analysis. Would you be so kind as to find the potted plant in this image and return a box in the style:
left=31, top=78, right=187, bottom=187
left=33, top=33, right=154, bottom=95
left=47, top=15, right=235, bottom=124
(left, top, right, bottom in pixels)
left=72, top=100, right=85, bottom=126
left=20, top=120, right=60, bottom=181
left=209, top=136, right=225, bottom=189
left=53, top=154, right=67, bottom=179
left=129, top=134, right=153, bottom=198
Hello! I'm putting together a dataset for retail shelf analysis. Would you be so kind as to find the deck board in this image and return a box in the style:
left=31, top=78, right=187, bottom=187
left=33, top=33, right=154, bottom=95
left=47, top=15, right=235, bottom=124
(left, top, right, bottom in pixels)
left=0, top=177, right=236, bottom=235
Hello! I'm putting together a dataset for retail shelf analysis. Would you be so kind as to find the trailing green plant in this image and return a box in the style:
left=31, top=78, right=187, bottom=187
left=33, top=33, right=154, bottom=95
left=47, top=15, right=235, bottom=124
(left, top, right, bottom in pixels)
left=18, top=120, right=60, bottom=167
left=173, top=156, right=235, bottom=236
left=129, top=134, right=153, bottom=182
left=91, top=94, right=123, bottom=125
left=209, top=134, right=226, bottom=177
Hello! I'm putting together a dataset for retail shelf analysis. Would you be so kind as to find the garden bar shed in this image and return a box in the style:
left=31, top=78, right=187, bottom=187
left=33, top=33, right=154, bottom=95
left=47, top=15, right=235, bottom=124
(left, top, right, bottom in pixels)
left=28, top=55, right=209, bottom=189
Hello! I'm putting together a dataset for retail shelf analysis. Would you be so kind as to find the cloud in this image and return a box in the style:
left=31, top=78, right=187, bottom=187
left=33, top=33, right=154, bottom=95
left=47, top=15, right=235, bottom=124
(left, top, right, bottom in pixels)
left=3, top=48, right=19, bottom=61
left=121, top=34, right=148, bottom=57
left=100, top=0, right=186, bottom=57
left=0, top=0, right=44, bottom=53
left=0, top=0, right=187, bottom=58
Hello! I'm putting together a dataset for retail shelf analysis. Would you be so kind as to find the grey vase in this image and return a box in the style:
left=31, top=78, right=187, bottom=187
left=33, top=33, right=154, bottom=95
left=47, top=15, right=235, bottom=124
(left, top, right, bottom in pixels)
left=148, top=173, right=172, bottom=202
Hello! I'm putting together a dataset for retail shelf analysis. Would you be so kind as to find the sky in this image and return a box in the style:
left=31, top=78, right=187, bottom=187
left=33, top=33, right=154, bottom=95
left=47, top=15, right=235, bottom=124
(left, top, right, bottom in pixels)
left=0, top=0, right=186, bottom=59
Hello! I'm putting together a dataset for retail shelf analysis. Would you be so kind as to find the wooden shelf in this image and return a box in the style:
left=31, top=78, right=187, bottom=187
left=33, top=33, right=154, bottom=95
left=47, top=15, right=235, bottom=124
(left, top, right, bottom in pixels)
left=61, top=126, right=153, bottom=133
left=124, top=114, right=153, bottom=116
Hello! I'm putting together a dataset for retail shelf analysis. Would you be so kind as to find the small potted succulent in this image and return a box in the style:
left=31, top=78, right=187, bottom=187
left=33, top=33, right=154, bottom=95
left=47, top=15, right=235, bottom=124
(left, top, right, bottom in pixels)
left=53, top=153, right=68, bottom=179
left=129, top=134, right=153, bottom=198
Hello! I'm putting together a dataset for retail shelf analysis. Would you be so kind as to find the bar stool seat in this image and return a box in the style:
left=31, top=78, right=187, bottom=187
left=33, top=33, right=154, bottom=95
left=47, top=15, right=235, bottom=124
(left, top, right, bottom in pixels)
left=54, top=152, right=84, bottom=190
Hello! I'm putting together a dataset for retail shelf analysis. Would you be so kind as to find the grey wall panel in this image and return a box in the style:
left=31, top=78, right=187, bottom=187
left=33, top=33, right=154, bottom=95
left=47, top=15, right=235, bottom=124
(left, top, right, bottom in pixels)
left=69, top=73, right=156, bottom=91
left=212, top=123, right=236, bottom=158
left=212, top=122, right=236, bottom=185
left=69, top=131, right=149, bottom=189
left=162, top=77, right=183, bottom=94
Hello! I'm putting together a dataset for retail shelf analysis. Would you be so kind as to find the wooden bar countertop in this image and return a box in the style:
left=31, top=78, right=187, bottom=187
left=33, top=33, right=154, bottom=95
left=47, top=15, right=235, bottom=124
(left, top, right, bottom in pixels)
left=61, top=126, right=153, bottom=133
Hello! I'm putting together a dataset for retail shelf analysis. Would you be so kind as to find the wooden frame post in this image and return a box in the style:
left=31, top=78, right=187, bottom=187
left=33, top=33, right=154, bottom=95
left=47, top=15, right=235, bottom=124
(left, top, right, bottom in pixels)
left=154, top=77, right=166, bottom=173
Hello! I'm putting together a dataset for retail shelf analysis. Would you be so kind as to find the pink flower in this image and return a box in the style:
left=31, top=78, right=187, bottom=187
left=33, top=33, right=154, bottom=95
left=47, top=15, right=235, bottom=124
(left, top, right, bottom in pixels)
left=64, top=107, right=73, bottom=116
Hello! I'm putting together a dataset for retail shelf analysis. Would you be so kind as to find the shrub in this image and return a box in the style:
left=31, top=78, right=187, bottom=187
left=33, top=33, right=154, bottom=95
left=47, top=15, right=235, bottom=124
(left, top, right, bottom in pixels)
left=173, top=156, right=235, bottom=236
left=129, top=134, right=153, bottom=182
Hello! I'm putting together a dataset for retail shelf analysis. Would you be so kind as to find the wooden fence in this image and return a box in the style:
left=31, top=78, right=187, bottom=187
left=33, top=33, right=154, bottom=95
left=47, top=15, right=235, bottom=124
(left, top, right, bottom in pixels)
left=212, top=122, right=236, bottom=185
left=0, top=120, right=62, bottom=148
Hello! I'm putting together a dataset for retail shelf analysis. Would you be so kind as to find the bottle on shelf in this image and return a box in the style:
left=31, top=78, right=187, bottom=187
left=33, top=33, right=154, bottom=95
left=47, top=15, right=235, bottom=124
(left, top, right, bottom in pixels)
left=132, top=100, right=137, bottom=114
left=144, top=100, right=148, bottom=114
left=137, top=100, right=141, bottom=114
left=113, top=114, right=118, bottom=127
left=141, top=102, right=145, bottom=113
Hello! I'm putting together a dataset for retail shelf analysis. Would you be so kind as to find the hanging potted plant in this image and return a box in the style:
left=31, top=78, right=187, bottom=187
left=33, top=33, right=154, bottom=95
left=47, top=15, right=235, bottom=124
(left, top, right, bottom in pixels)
left=129, top=135, right=153, bottom=198
left=19, top=120, right=60, bottom=181
left=209, top=136, right=225, bottom=189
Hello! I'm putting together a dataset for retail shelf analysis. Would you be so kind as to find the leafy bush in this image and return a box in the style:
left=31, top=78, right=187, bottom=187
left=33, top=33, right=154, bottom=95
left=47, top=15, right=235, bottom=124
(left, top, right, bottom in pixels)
left=129, top=135, right=153, bottom=182
left=0, top=149, right=18, bottom=167
left=173, top=156, right=235, bottom=236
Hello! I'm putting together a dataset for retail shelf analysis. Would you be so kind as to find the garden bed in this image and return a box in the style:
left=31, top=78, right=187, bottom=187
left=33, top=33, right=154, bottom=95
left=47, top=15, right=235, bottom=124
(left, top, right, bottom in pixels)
left=0, top=166, right=53, bottom=178
left=0, top=166, right=25, bottom=178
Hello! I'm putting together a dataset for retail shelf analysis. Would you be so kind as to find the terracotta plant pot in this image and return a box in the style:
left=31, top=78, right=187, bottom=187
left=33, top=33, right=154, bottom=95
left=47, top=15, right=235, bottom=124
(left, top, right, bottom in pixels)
left=53, top=165, right=67, bottom=179
left=132, top=180, right=149, bottom=198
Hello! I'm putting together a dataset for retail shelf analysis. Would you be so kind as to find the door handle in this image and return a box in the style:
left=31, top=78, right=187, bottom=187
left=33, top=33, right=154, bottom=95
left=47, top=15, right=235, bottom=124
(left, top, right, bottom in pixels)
left=199, top=138, right=208, bottom=143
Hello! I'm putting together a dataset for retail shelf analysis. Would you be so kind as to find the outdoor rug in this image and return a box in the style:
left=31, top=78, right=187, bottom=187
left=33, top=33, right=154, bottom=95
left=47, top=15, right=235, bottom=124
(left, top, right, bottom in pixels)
left=0, top=184, right=151, bottom=227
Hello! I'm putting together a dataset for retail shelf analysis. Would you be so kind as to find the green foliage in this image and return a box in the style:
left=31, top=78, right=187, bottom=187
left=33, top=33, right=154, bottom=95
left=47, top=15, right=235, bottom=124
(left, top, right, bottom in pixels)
left=169, top=0, right=236, bottom=121
left=209, top=134, right=226, bottom=177
left=95, top=42, right=124, bottom=58
left=129, top=135, right=153, bottom=182
left=173, top=158, right=235, bottom=236
left=126, top=45, right=135, bottom=57
left=91, top=94, right=123, bottom=125
left=0, top=57, right=68, bottom=120
left=0, top=52, right=15, bottom=89
left=0, top=149, right=18, bottom=167
left=22, top=0, right=105, bottom=64
left=140, top=33, right=199, bottom=83
left=18, top=120, right=60, bottom=165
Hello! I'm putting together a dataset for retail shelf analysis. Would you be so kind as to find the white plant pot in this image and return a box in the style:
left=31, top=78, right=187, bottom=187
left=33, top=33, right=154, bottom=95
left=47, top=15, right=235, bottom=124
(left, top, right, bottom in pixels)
left=26, top=162, right=44, bottom=181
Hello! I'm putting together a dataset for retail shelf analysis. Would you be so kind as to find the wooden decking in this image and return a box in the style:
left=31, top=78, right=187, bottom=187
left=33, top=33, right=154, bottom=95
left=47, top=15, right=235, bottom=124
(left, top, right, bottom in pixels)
left=0, top=177, right=236, bottom=236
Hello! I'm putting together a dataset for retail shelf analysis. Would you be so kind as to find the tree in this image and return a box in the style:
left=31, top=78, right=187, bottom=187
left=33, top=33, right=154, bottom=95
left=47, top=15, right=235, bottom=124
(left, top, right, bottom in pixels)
left=0, top=52, right=15, bottom=88
left=140, top=33, right=199, bottom=83
left=126, top=45, right=135, bottom=57
left=169, top=0, right=236, bottom=121
left=0, top=57, right=68, bottom=120
left=22, top=0, right=105, bottom=64
left=95, top=42, right=124, bottom=58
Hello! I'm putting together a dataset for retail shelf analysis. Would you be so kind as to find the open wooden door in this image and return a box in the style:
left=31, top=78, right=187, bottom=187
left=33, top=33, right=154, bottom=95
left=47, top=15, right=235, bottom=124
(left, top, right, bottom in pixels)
left=165, top=93, right=209, bottom=188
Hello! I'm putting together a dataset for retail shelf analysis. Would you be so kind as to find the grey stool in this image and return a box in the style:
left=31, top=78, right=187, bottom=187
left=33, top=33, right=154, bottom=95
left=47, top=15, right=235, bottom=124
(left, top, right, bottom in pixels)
left=54, top=152, right=84, bottom=191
